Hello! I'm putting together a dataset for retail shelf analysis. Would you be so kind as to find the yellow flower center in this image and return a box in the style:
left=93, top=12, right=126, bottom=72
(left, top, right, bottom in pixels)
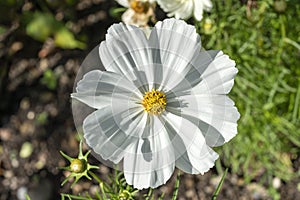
left=141, top=89, right=166, bottom=115
left=130, top=0, right=150, bottom=14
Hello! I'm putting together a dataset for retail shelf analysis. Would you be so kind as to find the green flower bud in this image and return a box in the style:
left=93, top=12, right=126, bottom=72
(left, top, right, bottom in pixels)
left=70, top=159, right=86, bottom=173
left=118, top=190, right=131, bottom=200
left=60, top=141, right=99, bottom=187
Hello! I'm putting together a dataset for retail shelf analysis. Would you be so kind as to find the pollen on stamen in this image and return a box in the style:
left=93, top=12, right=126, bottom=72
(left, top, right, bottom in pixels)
left=141, top=89, right=167, bottom=115
left=130, top=0, right=150, bottom=14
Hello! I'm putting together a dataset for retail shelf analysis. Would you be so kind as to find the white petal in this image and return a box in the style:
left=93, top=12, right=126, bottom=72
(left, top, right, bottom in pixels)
left=149, top=18, right=201, bottom=69
left=193, top=0, right=204, bottom=21
left=121, top=9, right=135, bottom=25
left=124, top=140, right=175, bottom=189
left=166, top=50, right=220, bottom=95
left=99, top=23, right=154, bottom=92
left=163, top=112, right=219, bottom=174
left=171, top=93, right=240, bottom=145
left=158, top=0, right=193, bottom=19
left=102, top=22, right=149, bottom=67
left=83, top=106, right=147, bottom=163
left=124, top=164, right=174, bottom=189
left=71, top=70, right=141, bottom=109
left=193, top=0, right=213, bottom=21
left=157, top=0, right=182, bottom=13
left=202, top=0, right=213, bottom=11
left=173, top=1, right=193, bottom=19
left=115, top=0, right=129, bottom=7
left=148, top=18, right=201, bottom=90
left=123, top=116, right=176, bottom=189
left=171, top=50, right=237, bottom=96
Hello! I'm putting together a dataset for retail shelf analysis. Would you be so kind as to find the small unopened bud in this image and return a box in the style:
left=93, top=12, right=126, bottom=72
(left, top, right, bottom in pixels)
left=60, top=141, right=99, bottom=187
left=203, top=18, right=213, bottom=34
left=119, top=190, right=131, bottom=200
left=70, top=159, right=86, bottom=173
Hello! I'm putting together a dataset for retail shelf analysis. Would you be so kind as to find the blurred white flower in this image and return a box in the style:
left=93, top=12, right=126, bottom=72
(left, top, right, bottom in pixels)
left=115, top=0, right=156, bottom=27
left=72, top=18, right=239, bottom=189
left=157, top=0, right=212, bottom=21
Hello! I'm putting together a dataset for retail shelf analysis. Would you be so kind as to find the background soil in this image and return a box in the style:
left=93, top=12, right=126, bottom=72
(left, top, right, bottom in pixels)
left=0, top=0, right=299, bottom=199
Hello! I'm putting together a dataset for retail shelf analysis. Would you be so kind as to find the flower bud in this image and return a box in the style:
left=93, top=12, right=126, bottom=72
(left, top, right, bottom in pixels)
left=118, top=190, right=131, bottom=200
left=70, top=159, right=86, bottom=173
left=203, top=18, right=213, bottom=34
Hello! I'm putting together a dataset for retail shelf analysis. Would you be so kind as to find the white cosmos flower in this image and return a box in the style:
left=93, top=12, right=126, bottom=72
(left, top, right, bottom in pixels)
left=157, top=0, right=212, bottom=21
left=71, top=18, right=240, bottom=189
left=115, top=0, right=156, bottom=27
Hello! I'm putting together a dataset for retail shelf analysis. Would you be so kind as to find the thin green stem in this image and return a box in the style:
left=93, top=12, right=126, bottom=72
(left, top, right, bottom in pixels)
left=60, top=151, right=74, bottom=162
left=88, top=171, right=102, bottom=184
left=172, top=171, right=181, bottom=200
left=158, top=192, right=165, bottom=200
left=95, top=190, right=103, bottom=200
left=283, top=37, right=300, bottom=51
left=61, top=193, right=95, bottom=200
left=25, top=194, right=31, bottom=200
left=145, top=188, right=153, bottom=200
left=88, top=171, right=108, bottom=199
left=99, top=182, right=108, bottom=200
left=211, top=168, right=228, bottom=200
left=292, top=82, right=300, bottom=123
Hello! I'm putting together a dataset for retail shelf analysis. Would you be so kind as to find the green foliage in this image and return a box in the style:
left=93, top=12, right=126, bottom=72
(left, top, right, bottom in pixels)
left=54, top=28, right=86, bottom=49
left=60, top=141, right=139, bottom=200
left=40, top=69, right=57, bottom=90
left=196, top=0, right=300, bottom=189
left=45, top=0, right=79, bottom=8
left=60, top=141, right=228, bottom=199
left=212, top=168, right=228, bottom=200
left=109, top=7, right=127, bottom=19
left=24, top=11, right=86, bottom=49
left=35, top=111, right=49, bottom=125
left=0, top=0, right=23, bottom=7
left=60, top=141, right=99, bottom=188
left=0, top=0, right=85, bottom=49
left=0, top=26, right=7, bottom=34
left=171, top=172, right=180, bottom=200
left=25, top=12, right=56, bottom=42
